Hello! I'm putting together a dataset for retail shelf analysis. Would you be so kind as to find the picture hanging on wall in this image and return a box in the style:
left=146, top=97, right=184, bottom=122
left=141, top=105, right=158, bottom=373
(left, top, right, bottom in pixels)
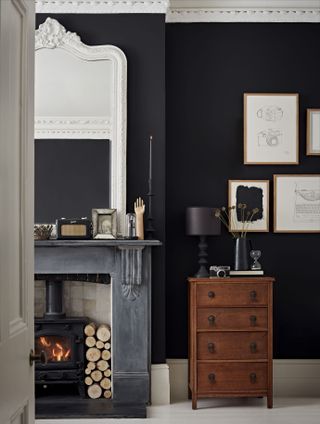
left=274, top=175, right=320, bottom=233
left=228, top=180, right=269, bottom=232
left=244, top=93, right=299, bottom=165
left=307, top=109, right=320, bottom=156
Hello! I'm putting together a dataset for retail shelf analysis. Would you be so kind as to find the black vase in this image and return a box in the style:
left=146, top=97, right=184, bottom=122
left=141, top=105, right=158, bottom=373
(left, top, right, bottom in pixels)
left=234, top=238, right=249, bottom=271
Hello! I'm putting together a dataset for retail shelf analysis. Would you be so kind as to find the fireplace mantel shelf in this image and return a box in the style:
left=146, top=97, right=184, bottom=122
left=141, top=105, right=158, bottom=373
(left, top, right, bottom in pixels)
left=35, top=239, right=161, bottom=247
left=34, top=238, right=161, bottom=418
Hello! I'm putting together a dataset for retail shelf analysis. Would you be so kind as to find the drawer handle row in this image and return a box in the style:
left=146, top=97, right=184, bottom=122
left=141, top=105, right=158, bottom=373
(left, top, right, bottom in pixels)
left=206, top=341, right=258, bottom=353
left=207, top=290, right=258, bottom=301
left=208, top=372, right=257, bottom=384
left=207, top=315, right=257, bottom=326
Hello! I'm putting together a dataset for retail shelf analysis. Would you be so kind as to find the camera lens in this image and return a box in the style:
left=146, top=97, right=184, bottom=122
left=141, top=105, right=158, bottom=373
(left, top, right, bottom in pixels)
left=217, top=269, right=226, bottom=278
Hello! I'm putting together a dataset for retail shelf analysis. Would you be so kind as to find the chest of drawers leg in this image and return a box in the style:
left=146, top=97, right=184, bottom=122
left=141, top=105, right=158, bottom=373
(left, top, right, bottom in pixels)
left=188, top=277, right=274, bottom=410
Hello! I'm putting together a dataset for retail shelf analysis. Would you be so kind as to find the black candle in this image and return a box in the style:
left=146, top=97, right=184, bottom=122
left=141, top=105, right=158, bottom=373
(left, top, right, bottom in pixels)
left=149, top=135, right=153, bottom=180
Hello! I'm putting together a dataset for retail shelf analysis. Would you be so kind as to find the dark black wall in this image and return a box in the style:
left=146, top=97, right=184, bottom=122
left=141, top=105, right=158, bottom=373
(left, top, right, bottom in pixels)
left=166, top=24, right=320, bottom=359
left=36, top=14, right=166, bottom=363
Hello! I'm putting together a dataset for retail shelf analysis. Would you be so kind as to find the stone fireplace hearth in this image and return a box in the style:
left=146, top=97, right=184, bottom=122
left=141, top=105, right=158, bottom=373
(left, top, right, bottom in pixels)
left=34, top=239, right=161, bottom=418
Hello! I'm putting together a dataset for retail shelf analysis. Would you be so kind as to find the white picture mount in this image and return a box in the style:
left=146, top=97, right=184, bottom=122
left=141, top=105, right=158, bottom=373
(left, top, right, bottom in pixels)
left=35, top=18, right=127, bottom=235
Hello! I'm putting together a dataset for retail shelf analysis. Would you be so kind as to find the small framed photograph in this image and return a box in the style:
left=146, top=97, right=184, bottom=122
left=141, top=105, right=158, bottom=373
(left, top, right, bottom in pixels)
left=274, top=175, right=320, bottom=233
left=92, top=208, right=117, bottom=239
left=244, top=93, right=299, bottom=165
left=307, top=109, right=320, bottom=156
left=228, top=180, right=269, bottom=232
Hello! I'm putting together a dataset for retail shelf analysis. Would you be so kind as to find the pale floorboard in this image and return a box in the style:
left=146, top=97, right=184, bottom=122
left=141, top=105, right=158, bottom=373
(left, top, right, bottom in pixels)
left=37, top=398, right=320, bottom=424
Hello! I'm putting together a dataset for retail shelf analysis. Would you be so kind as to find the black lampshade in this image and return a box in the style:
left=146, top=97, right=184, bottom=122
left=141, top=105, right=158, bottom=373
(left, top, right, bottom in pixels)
left=186, top=207, right=221, bottom=236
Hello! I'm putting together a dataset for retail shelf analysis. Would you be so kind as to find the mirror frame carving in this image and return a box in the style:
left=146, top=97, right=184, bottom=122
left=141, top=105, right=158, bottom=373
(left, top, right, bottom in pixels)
left=35, top=18, right=127, bottom=235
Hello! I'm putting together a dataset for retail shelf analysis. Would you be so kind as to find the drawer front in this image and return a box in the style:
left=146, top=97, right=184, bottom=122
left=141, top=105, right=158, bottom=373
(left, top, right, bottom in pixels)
left=197, top=332, right=268, bottom=360
left=196, top=283, right=268, bottom=307
left=198, top=362, right=268, bottom=393
left=197, top=308, right=268, bottom=331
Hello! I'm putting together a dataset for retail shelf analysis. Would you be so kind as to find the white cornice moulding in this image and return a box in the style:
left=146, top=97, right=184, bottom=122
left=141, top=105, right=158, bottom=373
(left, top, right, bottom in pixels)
left=35, top=1, right=320, bottom=21
left=35, top=0, right=169, bottom=14
left=167, top=1, right=320, bottom=22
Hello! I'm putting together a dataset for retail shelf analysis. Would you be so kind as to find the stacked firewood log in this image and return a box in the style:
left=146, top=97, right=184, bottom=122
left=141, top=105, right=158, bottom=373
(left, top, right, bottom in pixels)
left=84, top=322, right=112, bottom=399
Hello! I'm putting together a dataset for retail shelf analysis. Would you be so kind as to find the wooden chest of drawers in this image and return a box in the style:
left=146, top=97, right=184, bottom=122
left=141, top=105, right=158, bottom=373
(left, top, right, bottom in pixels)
left=188, top=277, right=275, bottom=409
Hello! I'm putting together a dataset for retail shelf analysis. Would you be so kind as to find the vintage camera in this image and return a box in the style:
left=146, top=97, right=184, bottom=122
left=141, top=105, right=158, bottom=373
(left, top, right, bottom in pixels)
left=210, top=265, right=230, bottom=278
left=258, top=129, right=282, bottom=147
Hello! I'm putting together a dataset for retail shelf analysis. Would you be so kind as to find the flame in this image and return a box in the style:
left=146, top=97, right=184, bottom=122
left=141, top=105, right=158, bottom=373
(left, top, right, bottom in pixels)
left=40, top=337, right=51, bottom=347
left=52, top=343, right=71, bottom=361
left=38, top=336, right=71, bottom=362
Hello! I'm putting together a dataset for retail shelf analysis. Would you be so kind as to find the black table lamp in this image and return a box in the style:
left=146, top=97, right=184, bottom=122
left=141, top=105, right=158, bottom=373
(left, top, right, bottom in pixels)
left=186, top=207, right=221, bottom=278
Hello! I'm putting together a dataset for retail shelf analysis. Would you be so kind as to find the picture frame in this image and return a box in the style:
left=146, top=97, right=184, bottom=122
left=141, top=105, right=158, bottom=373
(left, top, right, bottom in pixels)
left=274, top=175, right=320, bottom=233
left=244, top=93, right=299, bottom=165
left=307, top=109, right=320, bottom=156
left=228, top=180, right=269, bottom=232
left=92, top=208, right=117, bottom=239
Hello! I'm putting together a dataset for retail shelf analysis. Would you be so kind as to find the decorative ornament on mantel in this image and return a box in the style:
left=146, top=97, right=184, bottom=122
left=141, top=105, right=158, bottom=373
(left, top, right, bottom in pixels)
left=134, top=197, right=145, bottom=241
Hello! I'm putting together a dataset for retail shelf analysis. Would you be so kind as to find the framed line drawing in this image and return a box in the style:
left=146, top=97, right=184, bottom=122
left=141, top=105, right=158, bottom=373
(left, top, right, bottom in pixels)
left=274, top=175, right=320, bottom=233
left=228, top=180, right=269, bottom=232
left=244, top=93, right=299, bottom=165
left=307, top=109, right=320, bottom=156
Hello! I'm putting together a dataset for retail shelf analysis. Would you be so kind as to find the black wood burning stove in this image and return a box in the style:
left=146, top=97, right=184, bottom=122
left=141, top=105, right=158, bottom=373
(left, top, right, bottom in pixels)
left=34, top=279, right=89, bottom=397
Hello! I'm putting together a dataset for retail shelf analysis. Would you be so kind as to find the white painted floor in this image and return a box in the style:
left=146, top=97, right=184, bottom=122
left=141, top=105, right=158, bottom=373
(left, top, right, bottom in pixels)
left=37, top=398, right=320, bottom=424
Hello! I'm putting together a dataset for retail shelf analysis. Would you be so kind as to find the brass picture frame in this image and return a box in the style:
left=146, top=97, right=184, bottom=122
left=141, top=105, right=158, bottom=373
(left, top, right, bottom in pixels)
left=274, top=174, right=320, bottom=233
left=306, top=109, right=320, bottom=156
left=228, top=179, right=270, bottom=233
left=244, top=93, right=299, bottom=165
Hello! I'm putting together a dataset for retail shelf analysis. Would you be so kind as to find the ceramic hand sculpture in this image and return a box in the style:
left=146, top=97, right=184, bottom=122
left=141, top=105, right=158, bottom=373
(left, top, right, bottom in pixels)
left=134, top=197, right=145, bottom=240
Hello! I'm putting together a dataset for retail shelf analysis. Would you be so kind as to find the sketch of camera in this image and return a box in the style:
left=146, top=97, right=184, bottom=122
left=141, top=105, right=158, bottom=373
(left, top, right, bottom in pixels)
left=257, top=105, right=283, bottom=122
left=257, top=129, right=283, bottom=147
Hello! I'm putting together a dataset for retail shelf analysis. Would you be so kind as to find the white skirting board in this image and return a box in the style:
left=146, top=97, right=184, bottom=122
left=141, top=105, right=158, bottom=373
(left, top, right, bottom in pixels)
left=165, top=359, right=320, bottom=402
left=151, top=363, right=171, bottom=405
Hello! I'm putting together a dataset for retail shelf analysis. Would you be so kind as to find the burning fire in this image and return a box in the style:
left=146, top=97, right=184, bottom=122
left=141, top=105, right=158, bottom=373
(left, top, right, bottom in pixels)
left=40, top=336, right=51, bottom=347
left=39, top=337, right=71, bottom=362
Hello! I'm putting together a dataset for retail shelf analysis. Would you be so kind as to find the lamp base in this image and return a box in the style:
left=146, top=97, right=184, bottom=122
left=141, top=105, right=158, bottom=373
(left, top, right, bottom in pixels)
left=194, top=265, right=209, bottom=278
left=194, top=235, right=209, bottom=278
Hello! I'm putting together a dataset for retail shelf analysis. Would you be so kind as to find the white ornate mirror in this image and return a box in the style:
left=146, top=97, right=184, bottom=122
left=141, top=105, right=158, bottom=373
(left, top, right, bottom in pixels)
left=35, top=18, right=127, bottom=235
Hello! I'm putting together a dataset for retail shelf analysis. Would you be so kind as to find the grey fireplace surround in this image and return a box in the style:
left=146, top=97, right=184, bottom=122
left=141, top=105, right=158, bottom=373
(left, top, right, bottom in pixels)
left=34, top=239, right=161, bottom=417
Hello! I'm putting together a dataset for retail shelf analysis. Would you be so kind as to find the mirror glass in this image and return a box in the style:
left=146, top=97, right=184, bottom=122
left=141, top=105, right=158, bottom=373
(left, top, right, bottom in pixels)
left=35, top=139, right=110, bottom=222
